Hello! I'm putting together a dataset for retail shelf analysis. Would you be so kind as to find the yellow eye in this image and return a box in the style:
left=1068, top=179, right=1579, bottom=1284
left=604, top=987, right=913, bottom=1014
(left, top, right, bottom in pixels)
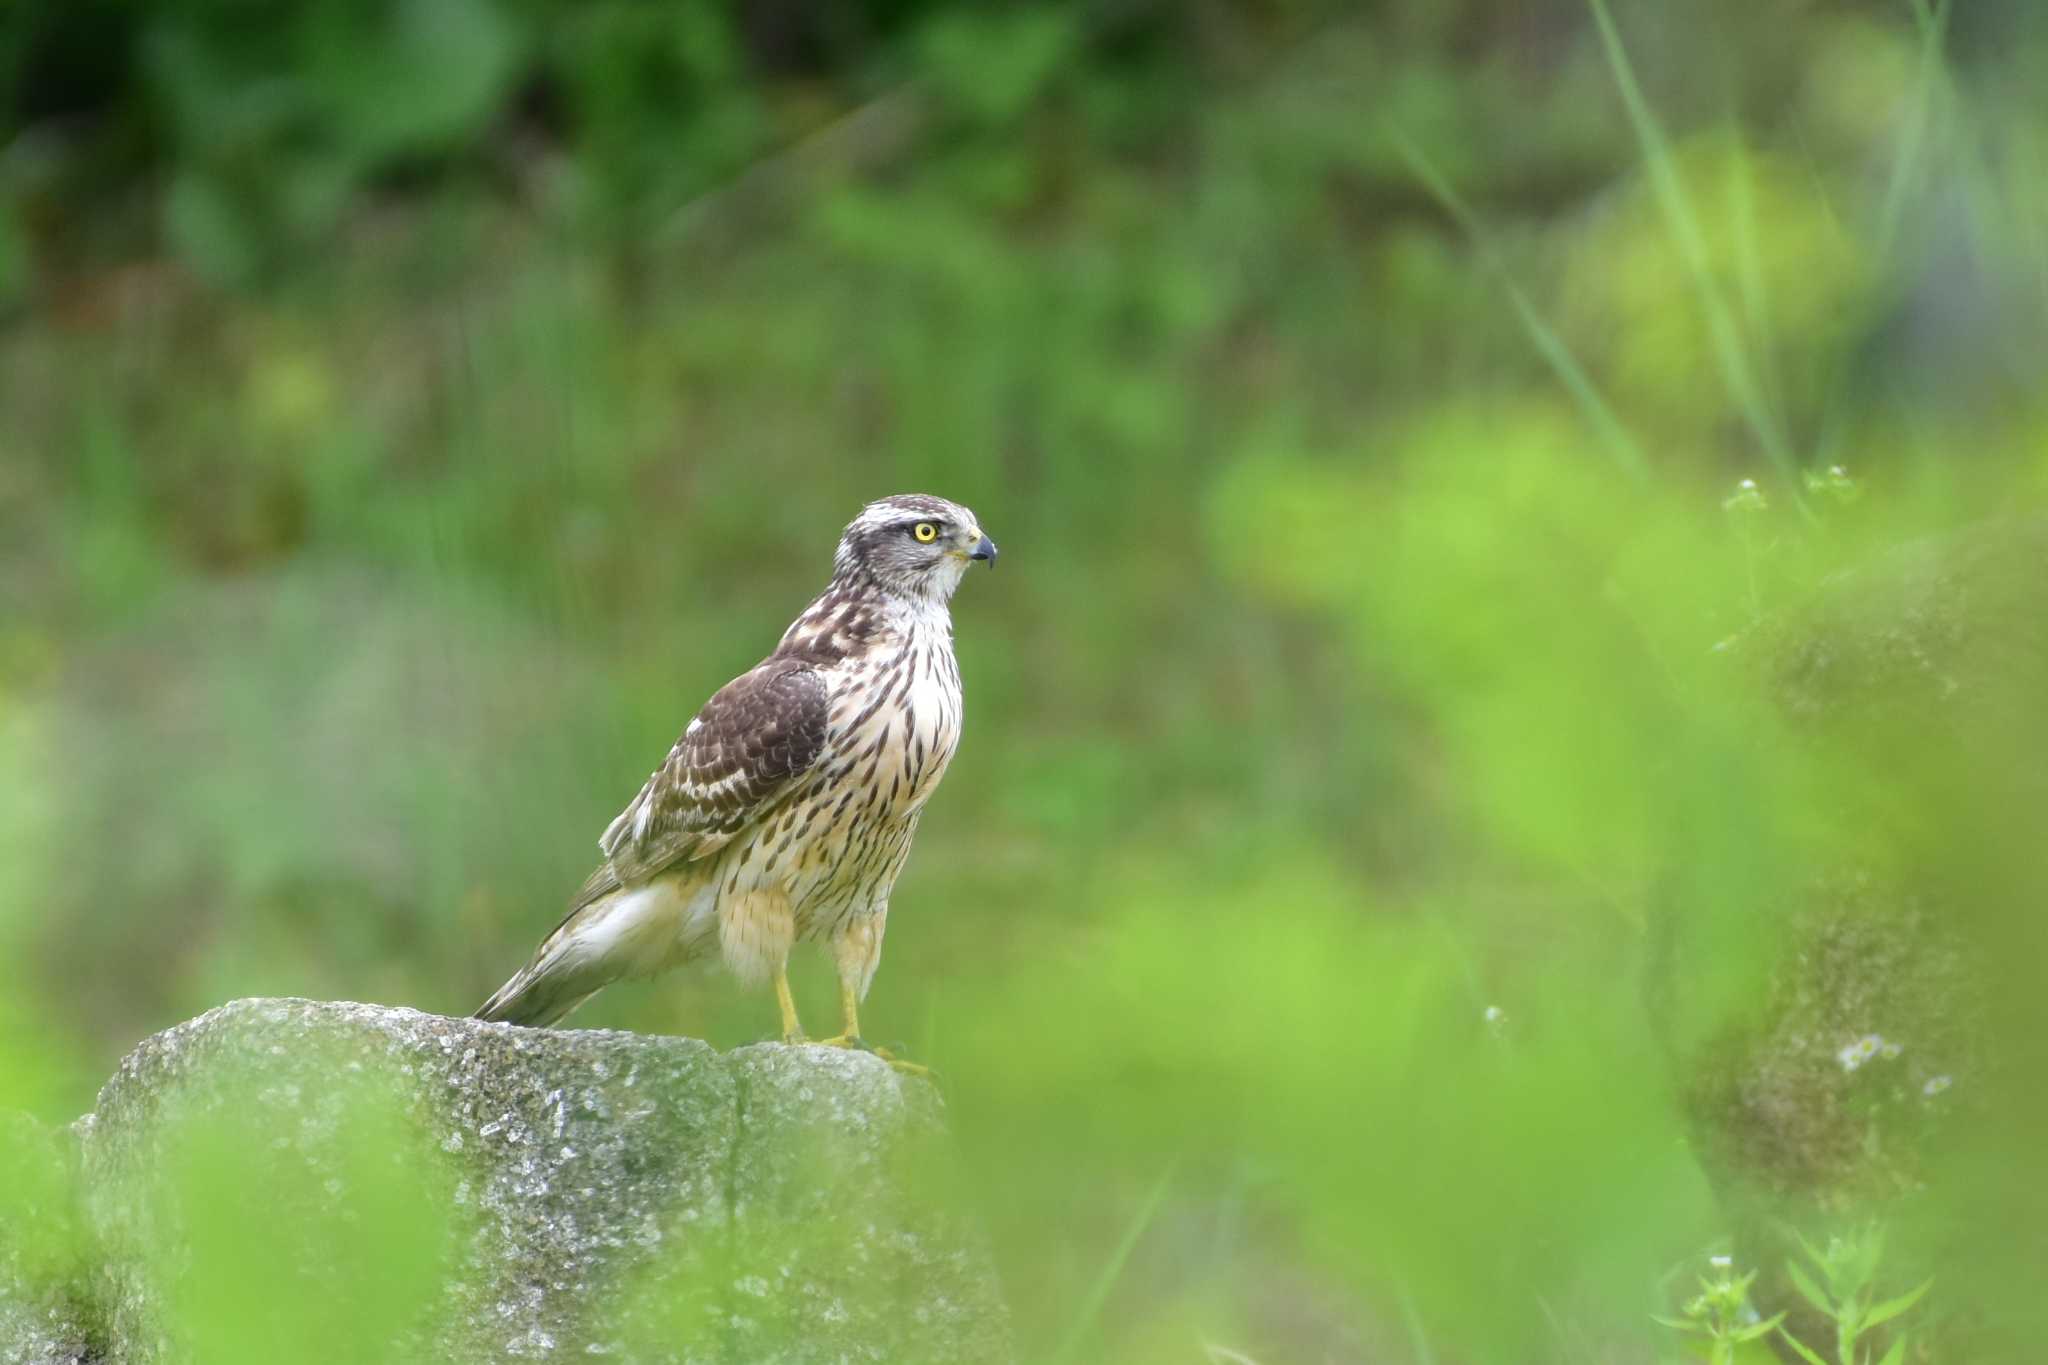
left=913, top=522, right=939, bottom=543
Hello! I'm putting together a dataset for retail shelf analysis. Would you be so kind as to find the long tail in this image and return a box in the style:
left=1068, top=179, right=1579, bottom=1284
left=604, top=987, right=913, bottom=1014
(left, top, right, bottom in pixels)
left=474, top=871, right=623, bottom=1027
left=474, top=870, right=695, bottom=1027
left=472, top=957, right=601, bottom=1028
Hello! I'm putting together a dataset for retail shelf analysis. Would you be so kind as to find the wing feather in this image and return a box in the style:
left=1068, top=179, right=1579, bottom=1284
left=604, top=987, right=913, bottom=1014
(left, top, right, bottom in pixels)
left=595, top=662, right=829, bottom=888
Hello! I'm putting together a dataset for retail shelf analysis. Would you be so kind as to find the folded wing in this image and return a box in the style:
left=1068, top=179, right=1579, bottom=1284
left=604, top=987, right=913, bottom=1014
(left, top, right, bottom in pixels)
left=598, top=661, right=831, bottom=887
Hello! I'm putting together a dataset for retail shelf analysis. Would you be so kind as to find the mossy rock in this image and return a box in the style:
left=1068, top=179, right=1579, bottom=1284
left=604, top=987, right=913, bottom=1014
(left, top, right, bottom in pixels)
left=1654, top=516, right=2048, bottom=1357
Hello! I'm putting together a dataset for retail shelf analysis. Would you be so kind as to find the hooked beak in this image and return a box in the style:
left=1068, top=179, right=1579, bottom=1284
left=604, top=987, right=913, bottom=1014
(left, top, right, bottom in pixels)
left=968, top=533, right=999, bottom=567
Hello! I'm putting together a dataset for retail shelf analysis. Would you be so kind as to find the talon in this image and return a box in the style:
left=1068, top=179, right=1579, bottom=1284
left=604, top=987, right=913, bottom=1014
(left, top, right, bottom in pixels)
left=824, top=982, right=930, bottom=1076
left=869, top=1043, right=933, bottom=1078
left=811, top=1034, right=932, bottom=1077
left=813, top=1033, right=870, bottom=1051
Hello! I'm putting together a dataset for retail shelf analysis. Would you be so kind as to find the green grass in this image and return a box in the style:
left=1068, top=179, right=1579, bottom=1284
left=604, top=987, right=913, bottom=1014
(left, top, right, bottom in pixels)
left=4, top=1, right=2048, bottom=1360
left=1588, top=0, right=1803, bottom=505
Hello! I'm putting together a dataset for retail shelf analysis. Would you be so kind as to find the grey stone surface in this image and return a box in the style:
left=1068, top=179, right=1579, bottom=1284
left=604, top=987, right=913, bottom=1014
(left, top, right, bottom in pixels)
left=0, top=1278, right=92, bottom=1365
left=36, top=999, right=1009, bottom=1364
left=723, top=1045, right=1008, bottom=1362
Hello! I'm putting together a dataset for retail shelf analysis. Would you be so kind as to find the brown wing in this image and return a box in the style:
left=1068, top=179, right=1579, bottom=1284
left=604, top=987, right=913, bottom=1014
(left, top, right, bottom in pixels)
left=593, top=661, right=829, bottom=889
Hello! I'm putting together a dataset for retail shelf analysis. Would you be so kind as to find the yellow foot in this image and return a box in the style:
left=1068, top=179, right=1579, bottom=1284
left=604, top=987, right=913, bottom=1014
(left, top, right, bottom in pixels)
left=812, top=1034, right=932, bottom=1077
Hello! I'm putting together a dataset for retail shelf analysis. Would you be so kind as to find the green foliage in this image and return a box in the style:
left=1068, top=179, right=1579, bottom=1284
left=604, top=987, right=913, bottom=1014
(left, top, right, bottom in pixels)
left=3, top=0, right=2048, bottom=1360
left=145, top=0, right=523, bottom=281
left=919, top=10, right=1075, bottom=126
left=1656, top=1230, right=1933, bottom=1365
left=1655, top=1260, right=1786, bottom=1365
left=1779, top=1226, right=1934, bottom=1365
left=0, top=1110, right=82, bottom=1300
left=147, top=1071, right=456, bottom=1364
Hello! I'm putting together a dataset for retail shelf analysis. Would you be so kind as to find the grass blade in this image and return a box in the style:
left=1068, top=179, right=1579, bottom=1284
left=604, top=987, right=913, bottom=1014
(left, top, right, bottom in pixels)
left=1816, top=0, right=1952, bottom=469
left=1390, top=131, right=1650, bottom=482
left=1399, top=1282, right=1441, bottom=1365
left=1586, top=0, right=1807, bottom=507
left=1777, top=1325, right=1831, bottom=1365
left=1723, top=133, right=1778, bottom=414
left=1050, top=1161, right=1177, bottom=1364
left=1876, top=0, right=1950, bottom=258
left=1786, top=1257, right=1834, bottom=1318
left=1862, top=1278, right=1932, bottom=1331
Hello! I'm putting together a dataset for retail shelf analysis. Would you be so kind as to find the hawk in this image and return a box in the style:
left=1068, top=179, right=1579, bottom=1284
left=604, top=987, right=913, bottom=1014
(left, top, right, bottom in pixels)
left=476, top=493, right=997, bottom=1064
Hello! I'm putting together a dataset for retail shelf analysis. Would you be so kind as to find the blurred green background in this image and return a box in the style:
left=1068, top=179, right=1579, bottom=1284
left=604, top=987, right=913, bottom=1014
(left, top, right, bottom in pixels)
left=4, top=0, right=2048, bottom=1360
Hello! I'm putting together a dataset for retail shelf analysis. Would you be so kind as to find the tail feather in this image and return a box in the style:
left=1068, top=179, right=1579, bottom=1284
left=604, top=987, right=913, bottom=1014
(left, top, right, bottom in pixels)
left=472, top=964, right=598, bottom=1028
left=474, top=894, right=620, bottom=1028
left=474, top=871, right=700, bottom=1028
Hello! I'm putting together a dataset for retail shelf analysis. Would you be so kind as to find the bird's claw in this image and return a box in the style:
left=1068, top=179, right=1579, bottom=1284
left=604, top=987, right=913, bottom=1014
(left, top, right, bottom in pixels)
left=813, top=1034, right=932, bottom=1078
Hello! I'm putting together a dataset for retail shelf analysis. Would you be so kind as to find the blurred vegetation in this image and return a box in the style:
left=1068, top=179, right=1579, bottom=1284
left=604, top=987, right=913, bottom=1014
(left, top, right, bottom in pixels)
left=4, top=0, right=2048, bottom=1360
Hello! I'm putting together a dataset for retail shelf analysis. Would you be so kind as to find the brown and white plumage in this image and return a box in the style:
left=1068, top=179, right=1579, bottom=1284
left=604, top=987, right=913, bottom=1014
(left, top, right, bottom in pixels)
left=475, top=493, right=996, bottom=1042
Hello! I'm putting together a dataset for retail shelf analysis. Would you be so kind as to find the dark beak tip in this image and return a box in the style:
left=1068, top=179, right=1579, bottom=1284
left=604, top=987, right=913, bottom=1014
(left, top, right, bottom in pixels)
left=970, top=536, right=999, bottom=566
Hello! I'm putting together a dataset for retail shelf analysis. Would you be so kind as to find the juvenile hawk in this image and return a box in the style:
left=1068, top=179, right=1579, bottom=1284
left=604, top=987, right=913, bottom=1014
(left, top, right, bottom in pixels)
left=476, top=493, right=997, bottom=1060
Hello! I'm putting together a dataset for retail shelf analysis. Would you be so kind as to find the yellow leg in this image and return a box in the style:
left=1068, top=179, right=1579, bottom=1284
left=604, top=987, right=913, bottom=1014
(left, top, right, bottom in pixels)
left=774, top=966, right=804, bottom=1044
left=816, top=981, right=928, bottom=1076
left=839, top=980, right=861, bottom=1041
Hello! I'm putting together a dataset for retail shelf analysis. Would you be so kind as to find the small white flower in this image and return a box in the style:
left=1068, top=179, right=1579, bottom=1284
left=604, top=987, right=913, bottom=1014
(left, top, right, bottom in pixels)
left=1709, top=1254, right=1732, bottom=1270
left=1483, top=1005, right=1505, bottom=1025
left=1923, top=1075, right=1952, bottom=1097
left=1723, top=479, right=1770, bottom=514
left=1881, top=1040, right=1902, bottom=1060
left=1838, top=1033, right=1884, bottom=1071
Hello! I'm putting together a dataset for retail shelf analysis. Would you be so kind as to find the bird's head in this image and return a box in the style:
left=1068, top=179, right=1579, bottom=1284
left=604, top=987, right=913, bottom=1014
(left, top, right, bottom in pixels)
left=832, top=493, right=998, bottom=603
